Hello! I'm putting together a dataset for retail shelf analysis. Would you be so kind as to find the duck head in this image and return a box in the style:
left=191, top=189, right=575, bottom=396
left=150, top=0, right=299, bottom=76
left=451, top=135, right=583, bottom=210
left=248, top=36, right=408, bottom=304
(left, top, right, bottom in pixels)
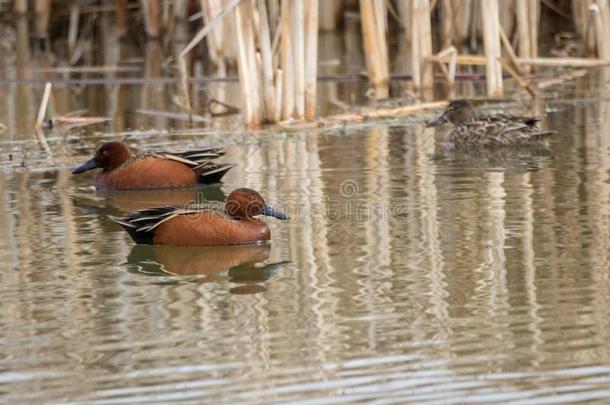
left=225, top=188, right=288, bottom=221
left=73, top=142, right=132, bottom=174
left=426, top=99, right=477, bottom=127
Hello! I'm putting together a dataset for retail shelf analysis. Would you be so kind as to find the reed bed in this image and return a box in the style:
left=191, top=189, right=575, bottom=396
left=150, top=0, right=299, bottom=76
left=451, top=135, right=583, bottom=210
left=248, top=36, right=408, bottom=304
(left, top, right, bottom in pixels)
left=14, top=0, right=610, bottom=127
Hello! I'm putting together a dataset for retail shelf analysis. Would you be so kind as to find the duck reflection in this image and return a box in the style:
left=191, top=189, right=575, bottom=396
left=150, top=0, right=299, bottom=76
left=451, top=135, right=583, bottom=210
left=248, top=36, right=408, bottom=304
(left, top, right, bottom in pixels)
left=97, top=184, right=226, bottom=212
left=127, top=243, right=290, bottom=294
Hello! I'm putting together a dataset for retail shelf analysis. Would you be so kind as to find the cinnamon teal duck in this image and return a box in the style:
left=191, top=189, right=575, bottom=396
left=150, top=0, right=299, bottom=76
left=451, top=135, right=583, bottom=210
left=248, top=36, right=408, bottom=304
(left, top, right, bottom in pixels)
left=73, top=141, right=235, bottom=189
left=110, top=188, right=288, bottom=246
left=426, top=100, right=556, bottom=148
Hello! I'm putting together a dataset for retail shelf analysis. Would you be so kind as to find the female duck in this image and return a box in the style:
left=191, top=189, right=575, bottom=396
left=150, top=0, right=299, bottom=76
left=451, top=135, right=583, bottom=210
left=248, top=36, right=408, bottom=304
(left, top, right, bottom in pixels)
left=426, top=100, right=556, bottom=148
left=110, top=188, right=288, bottom=246
left=73, top=141, right=235, bottom=189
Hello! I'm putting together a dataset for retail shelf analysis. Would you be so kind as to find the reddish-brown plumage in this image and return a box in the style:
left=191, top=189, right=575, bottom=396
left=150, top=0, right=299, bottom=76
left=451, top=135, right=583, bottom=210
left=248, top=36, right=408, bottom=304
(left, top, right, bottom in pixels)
left=110, top=188, right=289, bottom=246
left=153, top=212, right=271, bottom=245
left=73, top=141, right=235, bottom=190
left=96, top=158, right=197, bottom=189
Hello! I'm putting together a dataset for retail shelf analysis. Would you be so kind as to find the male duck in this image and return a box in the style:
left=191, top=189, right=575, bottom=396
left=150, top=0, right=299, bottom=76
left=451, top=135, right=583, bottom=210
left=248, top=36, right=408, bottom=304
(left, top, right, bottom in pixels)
left=426, top=100, right=556, bottom=148
left=110, top=188, right=288, bottom=246
left=73, top=141, right=235, bottom=189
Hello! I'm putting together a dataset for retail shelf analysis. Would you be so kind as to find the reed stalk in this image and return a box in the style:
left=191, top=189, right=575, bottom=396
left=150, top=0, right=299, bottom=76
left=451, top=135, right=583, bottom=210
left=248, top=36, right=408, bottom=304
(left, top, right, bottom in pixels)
left=498, top=0, right=514, bottom=40
left=409, top=0, right=433, bottom=91
left=115, top=0, right=128, bottom=37
left=14, top=0, right=27, bottom=14
left=459, top=0, right=473, bottom=46
left=429, top=54, right=610, bottom=67
left=201, top=0, right=225, bottom=64
left=35, top=0, right=51, bottom=38
left=292, top=0, right=305, bottom=118
left=516, top=0, right=531, bottom=72
left=235, top=0, right=261, bottom=126
left=274, top=69, right=283, bottom=122
left=360, top=0, right=389, bottom=97
left=68, top=3, right=80, bottom=55
left=527, top=0, right=539, bottom=59
left=320, top=0, right=343, bottom=31
left=304, top=0, right=319, bottom=120
left=35, top=82, right=52, bottom=129
left=141, top=0, right=160, bottom=38
left=593, top=0, right=610, bottom=60
left=442, top=0, right=452, bottom=49
left=480, top=0, right=503, bottom=96
left=280, top=2, right=294, bottom=119
left=258, top=0, right=276, bottom=120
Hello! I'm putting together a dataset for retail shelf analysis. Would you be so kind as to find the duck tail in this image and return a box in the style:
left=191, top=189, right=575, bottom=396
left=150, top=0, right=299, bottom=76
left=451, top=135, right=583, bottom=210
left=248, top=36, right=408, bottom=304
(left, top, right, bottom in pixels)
left=193, top=162, right=237, bottom=184
left=108, top=214, right=155, bottom=244
left=530, top=130, right=557, bottom=139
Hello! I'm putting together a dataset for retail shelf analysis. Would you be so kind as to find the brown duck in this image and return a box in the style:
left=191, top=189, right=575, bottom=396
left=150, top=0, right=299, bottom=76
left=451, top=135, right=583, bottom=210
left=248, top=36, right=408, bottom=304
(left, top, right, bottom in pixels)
left=426, top=100, right=556, bottom=148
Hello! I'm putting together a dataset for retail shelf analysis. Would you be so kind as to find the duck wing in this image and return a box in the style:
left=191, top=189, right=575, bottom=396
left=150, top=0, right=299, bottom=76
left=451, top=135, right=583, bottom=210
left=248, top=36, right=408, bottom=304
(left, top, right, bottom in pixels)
left=479, top=113, right=540, bottom=127
left=109, top=203, right=224, bottom=244
left=151, top=147, right=225, bottom=167
left=136, top=147, right=236, bottom=184
left=482, top=121, right=556, bottom=145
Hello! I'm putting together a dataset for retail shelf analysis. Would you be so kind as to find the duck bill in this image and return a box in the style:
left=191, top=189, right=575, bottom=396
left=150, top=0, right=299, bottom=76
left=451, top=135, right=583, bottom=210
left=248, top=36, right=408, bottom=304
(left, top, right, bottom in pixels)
left=261, top=205, right=288, bottom=220
left=72, top=158, right=98, bottom=174
left=425, top=114, right=447, bottom=128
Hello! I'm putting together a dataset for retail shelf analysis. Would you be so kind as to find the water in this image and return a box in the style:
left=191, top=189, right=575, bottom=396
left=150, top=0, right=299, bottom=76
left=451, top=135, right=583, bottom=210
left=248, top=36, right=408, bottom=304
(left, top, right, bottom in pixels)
left=4, top=19, right=610, bottom=403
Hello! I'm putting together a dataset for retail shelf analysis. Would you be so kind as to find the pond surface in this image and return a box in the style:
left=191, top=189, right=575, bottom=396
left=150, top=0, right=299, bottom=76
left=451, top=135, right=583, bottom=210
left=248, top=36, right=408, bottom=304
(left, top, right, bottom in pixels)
left=3, top=18, right=610, bottom=403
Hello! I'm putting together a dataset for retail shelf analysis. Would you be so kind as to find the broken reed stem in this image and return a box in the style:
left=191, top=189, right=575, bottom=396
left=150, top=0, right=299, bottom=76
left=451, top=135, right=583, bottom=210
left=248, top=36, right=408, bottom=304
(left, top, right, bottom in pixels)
left=434, top=46, right=458, bottom=85
left=35, top=82, right=52, bottom=129
left=591, top=1, right=610, bottom=61
left=283, top=100, right=449, bottom=129
left=360, top=0, right=389, bottom=97
left=428, top=54, right=610, bottom=67
left=177, top=57, right=191, bottom=114
left=304, top=0, right=319, bottom=120
left=177, top=0, right=241, bottom=117
left=180, top=0, right=241, bottom=59
left=600, top=0, right=610, bottom=60
left=34, top=128, right=52, bottom=155
left=517, top=56, right=610, bottom=66
left=480, top=0, right=503, bottom=96
left=498, top=24, right=523, bottom=75
left=497, top=58, right=537, bottom=97
left=536, top=69, right=588, bottom=89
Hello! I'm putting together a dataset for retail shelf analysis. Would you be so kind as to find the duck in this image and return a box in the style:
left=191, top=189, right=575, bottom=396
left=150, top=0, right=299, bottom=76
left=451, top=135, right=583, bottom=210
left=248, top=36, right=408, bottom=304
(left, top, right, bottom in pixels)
left=426, top=99, right=556, bottom=148
left=72, top=141, right=235, bottom=189
left=109, top=188, right=288, bottom=246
